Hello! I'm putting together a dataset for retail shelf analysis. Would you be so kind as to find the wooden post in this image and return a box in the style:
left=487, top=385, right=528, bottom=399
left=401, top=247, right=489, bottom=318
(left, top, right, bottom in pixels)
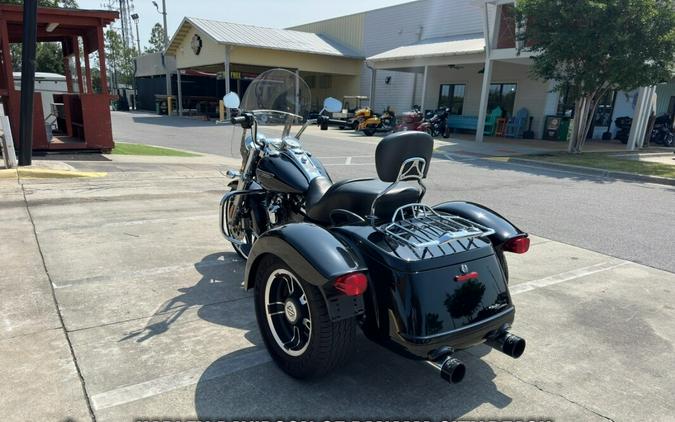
left=0, top=19, right=15, bottom=93
left=97, top=24, right=109, bottom=94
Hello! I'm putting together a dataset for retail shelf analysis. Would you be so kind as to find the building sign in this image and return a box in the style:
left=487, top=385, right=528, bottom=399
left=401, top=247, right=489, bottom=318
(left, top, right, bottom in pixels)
left=217, top=71, right=259, bottom=80
left=191, top=34, right=202, bottom=55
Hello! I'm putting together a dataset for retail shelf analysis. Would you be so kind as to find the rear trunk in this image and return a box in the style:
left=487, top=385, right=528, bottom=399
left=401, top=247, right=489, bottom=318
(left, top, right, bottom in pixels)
left=335, top=222, right=514, bottom=359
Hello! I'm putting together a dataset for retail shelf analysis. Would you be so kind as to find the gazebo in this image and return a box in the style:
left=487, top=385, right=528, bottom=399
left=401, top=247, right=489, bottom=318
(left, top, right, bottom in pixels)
left=0, top=4, right=117, bottom=151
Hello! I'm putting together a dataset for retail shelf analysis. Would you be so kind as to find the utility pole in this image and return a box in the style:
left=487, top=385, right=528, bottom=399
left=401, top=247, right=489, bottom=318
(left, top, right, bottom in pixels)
left=153, top=0, right=171, bottom=109
left=131, top=13, right=141, bottom=53
left=18, top=0, right=38, bottom=166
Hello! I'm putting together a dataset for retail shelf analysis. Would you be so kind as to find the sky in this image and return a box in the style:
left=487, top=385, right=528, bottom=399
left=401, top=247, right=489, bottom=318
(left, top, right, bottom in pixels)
left=77, top=0, right=415, bottom=51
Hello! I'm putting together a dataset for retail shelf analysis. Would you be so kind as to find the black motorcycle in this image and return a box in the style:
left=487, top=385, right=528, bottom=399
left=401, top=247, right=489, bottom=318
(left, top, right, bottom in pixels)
left=651, top=114, right=674, bottom=147
left=419, top=107, right=451, bottom=138
left=220, top=69, right=528, bottom=383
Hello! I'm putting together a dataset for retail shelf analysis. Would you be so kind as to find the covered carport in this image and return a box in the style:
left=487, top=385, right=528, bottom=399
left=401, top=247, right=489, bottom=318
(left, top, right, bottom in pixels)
left=165, top=18, right=363, bottom=118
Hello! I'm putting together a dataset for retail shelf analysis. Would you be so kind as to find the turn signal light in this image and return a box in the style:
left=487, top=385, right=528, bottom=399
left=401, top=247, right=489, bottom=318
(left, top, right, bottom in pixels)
left=504, top=236, right=530, bottom=254
left=334, top=272, right=368, bottom=296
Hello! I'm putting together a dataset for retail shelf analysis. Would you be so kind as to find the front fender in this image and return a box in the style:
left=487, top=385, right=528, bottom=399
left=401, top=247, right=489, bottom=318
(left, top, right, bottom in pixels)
left=433, top=201, right=526, bottom=248
left=244, top=223, right=367, bottom=321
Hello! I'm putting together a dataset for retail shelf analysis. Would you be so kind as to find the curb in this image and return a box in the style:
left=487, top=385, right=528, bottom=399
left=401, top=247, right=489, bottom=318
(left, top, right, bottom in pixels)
left=0, top=168, right=107, bottom=179
left=506, top=157, right=675, bottom=186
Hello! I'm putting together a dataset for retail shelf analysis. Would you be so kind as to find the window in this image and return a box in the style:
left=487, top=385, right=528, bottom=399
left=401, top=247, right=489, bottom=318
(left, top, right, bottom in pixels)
left=488, top=83, right=517, bottom=116
left=438, top=84, right=465, bottom=115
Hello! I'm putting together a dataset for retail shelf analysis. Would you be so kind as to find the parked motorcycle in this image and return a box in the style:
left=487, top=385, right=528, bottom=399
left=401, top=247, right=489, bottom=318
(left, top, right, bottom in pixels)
left=418, top=107, right=451, bottom=138
left=221, top=69, right=528, bottom=383
left=354, top=106, right=396, bottom=136
left=394, top=105, right=425, bottom=132
left=614, top=116, right=632, bottom=143
left=650, top=113, right=674, bottom=147
left=615, top=115, right=674, bottom=147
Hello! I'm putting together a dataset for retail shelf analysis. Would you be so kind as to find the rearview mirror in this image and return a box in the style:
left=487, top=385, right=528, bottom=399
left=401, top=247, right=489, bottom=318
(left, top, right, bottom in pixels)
left=223, top=92, right=240, bottom=109
left=323, top=97, right=342, bottom=113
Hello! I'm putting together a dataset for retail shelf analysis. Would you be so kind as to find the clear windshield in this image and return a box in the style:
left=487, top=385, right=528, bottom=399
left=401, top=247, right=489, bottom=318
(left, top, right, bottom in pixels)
left=240, top=68, right=311, bottom=126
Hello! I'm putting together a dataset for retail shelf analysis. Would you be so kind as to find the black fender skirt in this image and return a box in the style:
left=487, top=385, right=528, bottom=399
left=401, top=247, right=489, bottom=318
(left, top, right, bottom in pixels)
left=244, top=223, right=368, bottom=321
left=433, top=201, right=525, bottom=248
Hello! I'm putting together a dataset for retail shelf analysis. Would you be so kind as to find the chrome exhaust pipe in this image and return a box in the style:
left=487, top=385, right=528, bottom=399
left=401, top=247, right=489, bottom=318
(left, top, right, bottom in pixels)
left=486, top=331, right=526, bottom=358
left=426, top=356, right=466, bottom=384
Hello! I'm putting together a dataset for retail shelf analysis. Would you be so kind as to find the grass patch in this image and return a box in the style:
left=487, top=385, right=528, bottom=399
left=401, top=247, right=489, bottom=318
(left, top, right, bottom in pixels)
left=524, top=152, right=675, bottom=179
left=111, top=142, right=199, bottom=157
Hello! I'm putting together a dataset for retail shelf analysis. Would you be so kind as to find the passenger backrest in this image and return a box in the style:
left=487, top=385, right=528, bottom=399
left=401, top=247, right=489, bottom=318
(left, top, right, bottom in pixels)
left=375, top=131, right=434, bottom=183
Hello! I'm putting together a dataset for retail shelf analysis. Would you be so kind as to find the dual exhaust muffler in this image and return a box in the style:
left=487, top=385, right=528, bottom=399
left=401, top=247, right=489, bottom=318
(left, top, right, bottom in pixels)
left=427, top=331, right=526, bottom=384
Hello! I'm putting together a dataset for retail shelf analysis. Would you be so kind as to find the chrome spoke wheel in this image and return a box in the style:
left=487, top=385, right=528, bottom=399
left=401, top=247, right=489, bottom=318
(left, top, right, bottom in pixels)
left=264, top=269, right=312, bottom=357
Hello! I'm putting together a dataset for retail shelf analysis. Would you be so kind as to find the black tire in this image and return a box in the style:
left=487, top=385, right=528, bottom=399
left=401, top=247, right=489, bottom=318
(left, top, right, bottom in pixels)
left=495, top=248, right=509, bottom=283
left=363, top=128, right=376, bottom=136
left=254, top=255, right=356, bottom=379
left=351, top=120, right=359, bottom=130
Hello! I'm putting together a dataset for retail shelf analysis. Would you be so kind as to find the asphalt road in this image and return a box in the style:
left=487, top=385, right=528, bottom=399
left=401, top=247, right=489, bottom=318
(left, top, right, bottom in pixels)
left=111, top=111, right=675, bottom=274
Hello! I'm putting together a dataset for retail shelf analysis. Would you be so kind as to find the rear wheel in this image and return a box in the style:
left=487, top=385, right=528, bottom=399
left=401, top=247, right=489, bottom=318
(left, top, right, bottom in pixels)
left=254, top=255, right=356, bottom=378
left=363, top=128, right=376, bottom=136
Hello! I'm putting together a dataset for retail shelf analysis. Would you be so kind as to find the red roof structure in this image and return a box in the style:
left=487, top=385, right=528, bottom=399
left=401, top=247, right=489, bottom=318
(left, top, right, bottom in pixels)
left=0, top=4, right=118, bottom=151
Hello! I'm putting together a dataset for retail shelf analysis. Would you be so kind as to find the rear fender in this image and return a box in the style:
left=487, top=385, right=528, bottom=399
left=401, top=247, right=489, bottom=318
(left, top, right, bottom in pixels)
left=244, top=223, right=367, bottom=321
left=433, top=201, right=526, bottom=248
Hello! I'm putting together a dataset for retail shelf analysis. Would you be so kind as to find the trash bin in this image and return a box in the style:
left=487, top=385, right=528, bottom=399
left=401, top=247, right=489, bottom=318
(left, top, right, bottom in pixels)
left=543, top=115, right=570, bottom=141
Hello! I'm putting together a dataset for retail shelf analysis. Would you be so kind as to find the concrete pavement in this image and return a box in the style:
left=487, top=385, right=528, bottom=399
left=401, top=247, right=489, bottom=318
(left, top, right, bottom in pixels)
left=2, top=155, right=675, bottom=421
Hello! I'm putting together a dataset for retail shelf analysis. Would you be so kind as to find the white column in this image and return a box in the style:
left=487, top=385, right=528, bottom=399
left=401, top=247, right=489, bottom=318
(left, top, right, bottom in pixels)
left=224, top=46, right=231, bottom=120
left=627, top=87, right=648, bottom=151
left=476, top=59, right=493, bottom=142
left=420, top=66, right=429, bottom=111
left=176, top=69, right=183, bottom=117
left=476, top=2, right=495, bottom=143
left=370, top=67, right=377, bottom=110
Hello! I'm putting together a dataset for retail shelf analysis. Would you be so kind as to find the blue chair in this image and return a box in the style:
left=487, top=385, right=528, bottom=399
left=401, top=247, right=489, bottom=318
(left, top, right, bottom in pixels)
left=505, top=108, right=529, bottom=138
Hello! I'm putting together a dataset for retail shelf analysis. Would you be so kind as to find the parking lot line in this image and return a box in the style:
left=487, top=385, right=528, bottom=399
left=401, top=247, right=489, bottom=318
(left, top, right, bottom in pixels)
left=90, top=348, right=271, bottom=410
left=510, top=260, right=629, bottom=295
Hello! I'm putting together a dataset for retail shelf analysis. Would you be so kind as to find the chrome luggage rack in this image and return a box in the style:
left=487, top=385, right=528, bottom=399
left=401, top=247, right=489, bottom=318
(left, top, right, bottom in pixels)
left=379, top=204, right=495, bottom=250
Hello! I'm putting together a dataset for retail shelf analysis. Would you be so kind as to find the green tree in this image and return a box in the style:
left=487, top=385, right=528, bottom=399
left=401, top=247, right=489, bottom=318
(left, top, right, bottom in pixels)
left=516, top=0, right=675, bottom=152
left=105, top=29, right=137, bottom=88
left=145, top=23, right=166, bottom=53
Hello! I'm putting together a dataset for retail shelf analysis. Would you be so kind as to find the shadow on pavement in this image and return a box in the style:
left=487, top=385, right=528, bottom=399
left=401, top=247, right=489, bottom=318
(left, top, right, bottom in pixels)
left=132, top=115, right=218, bottom=128
left=194, top=342, right=511, bottom=419
left=432, top=148, right=660, bottom=186
left=119, top=252, right=248, bottom=343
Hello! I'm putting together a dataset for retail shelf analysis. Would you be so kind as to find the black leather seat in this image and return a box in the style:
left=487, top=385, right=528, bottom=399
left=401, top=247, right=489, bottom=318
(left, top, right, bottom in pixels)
left=305, top=131, right=434, bottom=224
left=306, top=177, right=420, bottom=223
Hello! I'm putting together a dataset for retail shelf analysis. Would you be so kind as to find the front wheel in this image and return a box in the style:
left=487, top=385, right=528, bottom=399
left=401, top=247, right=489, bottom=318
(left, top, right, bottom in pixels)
left=226, top=185, right=256, bottom=260
left=254, top=255, right=356, bottom=379
left=363, top=128, right=376, bottom=136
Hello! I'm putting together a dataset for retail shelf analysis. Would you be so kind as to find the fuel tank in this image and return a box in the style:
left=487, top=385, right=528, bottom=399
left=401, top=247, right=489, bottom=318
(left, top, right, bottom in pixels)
left=256, top=147, right=329, bottom=194
left=334, top=224, right=514, bottom=358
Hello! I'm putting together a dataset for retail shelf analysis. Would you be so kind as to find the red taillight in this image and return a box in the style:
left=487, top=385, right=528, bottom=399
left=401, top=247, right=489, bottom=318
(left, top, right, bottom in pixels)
left=504, top=236, right=530, bottom=254
left=334, top=272, right=368, bottom=296
left=455, top=271, right=479, bottom=282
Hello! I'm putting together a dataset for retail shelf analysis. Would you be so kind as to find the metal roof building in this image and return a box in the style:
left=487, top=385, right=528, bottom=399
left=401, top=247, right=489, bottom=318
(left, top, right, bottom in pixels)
left=158, top=16, right=363, bottom=116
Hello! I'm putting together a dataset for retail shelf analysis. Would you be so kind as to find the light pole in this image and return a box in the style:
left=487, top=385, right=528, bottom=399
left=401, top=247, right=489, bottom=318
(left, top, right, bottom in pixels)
left=152, top=0, right=172, bottom=111
left=131, top=13, right=141, bottom=54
